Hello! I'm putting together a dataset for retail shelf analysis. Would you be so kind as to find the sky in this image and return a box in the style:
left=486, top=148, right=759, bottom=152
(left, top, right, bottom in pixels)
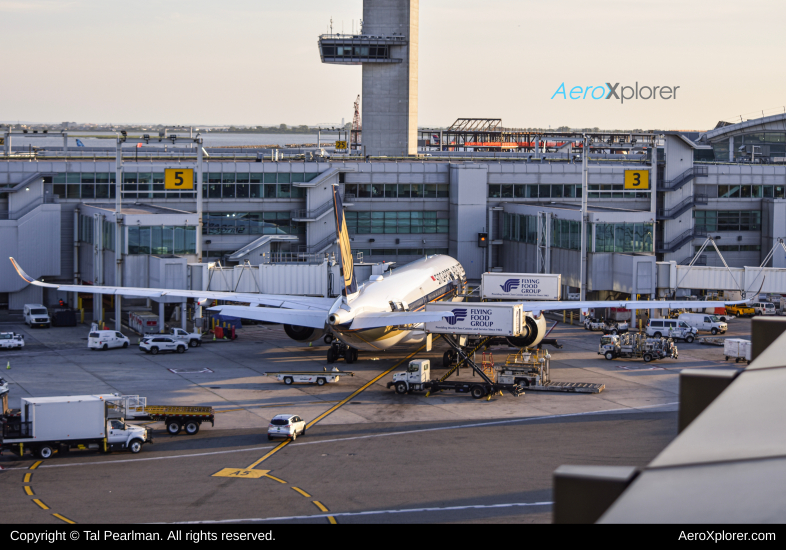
left=2, top=0, right=785, bottom=131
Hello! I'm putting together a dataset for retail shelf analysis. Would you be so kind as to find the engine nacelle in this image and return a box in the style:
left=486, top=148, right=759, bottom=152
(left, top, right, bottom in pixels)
left=506, top=313, right=548, bottom=348
left=283, top=324, right=326, bottom=343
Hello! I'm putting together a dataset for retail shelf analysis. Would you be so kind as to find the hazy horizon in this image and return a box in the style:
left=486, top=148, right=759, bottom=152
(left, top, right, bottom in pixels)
left=3, top=0, right=785, bottom=131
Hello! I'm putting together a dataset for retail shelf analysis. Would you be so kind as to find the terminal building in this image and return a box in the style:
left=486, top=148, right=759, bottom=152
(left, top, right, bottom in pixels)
left=2, top=0, right=786, bottom=320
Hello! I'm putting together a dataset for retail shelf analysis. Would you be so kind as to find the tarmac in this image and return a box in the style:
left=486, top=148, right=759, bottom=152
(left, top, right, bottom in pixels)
left=0, top=311, right=752, bottom=523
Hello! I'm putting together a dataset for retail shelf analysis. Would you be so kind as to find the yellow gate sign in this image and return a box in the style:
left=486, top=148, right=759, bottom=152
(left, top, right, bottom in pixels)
left=624, top=169, right=650, bottom=190
left=0, top=137, right=5, bottom=146
left=335, top=141, right=348, bottom=150
left=164, top=168, right=194, bottom=190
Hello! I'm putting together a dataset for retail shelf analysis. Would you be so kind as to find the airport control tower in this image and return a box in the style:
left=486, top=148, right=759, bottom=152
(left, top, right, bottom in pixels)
left=319, top=0, right=418, bottom=157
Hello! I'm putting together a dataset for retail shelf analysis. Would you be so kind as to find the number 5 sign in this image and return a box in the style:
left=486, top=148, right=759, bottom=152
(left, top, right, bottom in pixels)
left=165, top=168, right=194, bottom=190
left=624, top=170, right=650, bottom=190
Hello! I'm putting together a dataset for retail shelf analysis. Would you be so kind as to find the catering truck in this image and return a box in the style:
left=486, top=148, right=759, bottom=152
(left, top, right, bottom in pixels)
left=481, top=273, right=561, bottom=301
left=0, top=393, right=152, bottom=459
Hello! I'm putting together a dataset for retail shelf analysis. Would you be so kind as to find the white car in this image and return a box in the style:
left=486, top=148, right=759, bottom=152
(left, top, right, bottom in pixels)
left=749, top=302, right=776, bottom=316
left=23, top=304, right=51, bottom=328
left=139, top=336, right=187, bottom=355
left=268, top=414, right=306, bottom=441
left=0, top=332, right=24, bottom=350
left=88, top=330, right=130, bottom=350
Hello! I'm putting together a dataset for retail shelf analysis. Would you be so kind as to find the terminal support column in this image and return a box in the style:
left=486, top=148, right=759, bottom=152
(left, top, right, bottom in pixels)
left=195, top=145, right=204, bottom=334
left=580, top=135, right=588, bottom=301
left=115, top=140, right=123, bottom=331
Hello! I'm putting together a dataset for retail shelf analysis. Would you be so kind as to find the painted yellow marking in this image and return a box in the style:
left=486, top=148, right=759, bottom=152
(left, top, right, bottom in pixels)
left=212, top=468, right=270, bottom=479
left=291, top=487, right=311, bottom=498
left=306, top=344, right=429, bottom=429
left=328, top=516, right=337, bottom=525
left=23, top=473, right=32, bottom=483
left=313, top=501, right=329, bottom=512
left=52, top=513, right=76, bottom=524
left=245, top=440, right=290, bottom=469
left=33, top=499, right=49, bottom=510
left=264, top=474, right=287, bottom=484
left=24, top=486, right=34, bottom=496
left=29, top=461, right=42, bottom=470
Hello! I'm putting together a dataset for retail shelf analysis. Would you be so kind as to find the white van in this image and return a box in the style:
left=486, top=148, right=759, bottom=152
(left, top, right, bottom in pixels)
left=678, top=313, right=727, bottom=335
left=88, top=330, right=130, bottom=350
left=645, top=319, right=698, bottom=342
left=23, top=304, right=51, bottom=328
left=749, top=302, right=776, bottom=316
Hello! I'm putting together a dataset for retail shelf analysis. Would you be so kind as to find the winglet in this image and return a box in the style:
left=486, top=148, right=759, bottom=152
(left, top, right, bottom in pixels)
left=9, top=257, right=51, bottom=286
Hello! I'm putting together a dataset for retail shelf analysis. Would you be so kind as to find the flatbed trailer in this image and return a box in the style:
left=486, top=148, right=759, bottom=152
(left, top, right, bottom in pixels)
left=264, top=369, right=353, bottom=386
left=109, top=396, right=214, bottom=435
left=498, top=349, right=605, bottom=394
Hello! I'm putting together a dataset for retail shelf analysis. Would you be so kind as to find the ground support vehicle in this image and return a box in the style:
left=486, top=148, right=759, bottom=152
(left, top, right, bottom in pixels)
left=599, top=333, right=678, bottom=362
left=1, top=393, right=151, bottom=459
left=388, top=337, right=525, bottom=400
left=23, top=304, right=50, bottom=328
left=112, top=395, right=215, bottom=435
left=327, top=340, right=359, bottom=364
left=724, top=338, right=751, bottom=364
left=264, top=368, right=353, bottom=386
left=88, top=330, right=130, bottom=350
left=726, top=304, right=755, bottom=318
left=51, top=308, right=77, bottom=327
left=678, top=313, right=727, bottom=334
left=128, top=311, right=160, bottom=334
left=584, top=318, right=628, bottom=335
left=645, top=319, right=698, bottom=342
left=699, top=336, right=725, bottom=346
left=498, top=349, right=605, bottom=394
left=0, top=333, right=24, bottom=350
left=169, top=328, right=202, bottom=347
left=139, top=336, right=187, bottom=354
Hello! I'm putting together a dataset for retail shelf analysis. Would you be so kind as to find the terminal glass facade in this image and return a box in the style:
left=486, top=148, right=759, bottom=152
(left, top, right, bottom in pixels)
left=344, top=184, right=449, bottom=199
left=202, top=212, right=303, bottom=235
left=344, top=211, right=449, bottom=234
left=693, top=210, right=761, bottom=232
left=127, top=226, right=196, bottom=255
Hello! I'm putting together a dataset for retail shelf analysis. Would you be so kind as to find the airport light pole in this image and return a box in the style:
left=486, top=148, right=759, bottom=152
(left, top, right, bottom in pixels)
left=580, top=135, right=589, bottom=301
left=115, top=139, right=123, bottom=331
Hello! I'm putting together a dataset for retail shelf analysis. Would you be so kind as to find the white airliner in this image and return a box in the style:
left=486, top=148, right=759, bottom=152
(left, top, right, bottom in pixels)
left=10, top=186, right=754, bottom=358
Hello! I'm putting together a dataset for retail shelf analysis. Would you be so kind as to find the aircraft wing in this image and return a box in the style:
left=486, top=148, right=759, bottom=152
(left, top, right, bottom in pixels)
left=521, top=298, right=753, bottom=316
left=207, top=305, right=327, bottom=329
left=349, top=311, right=454, bottom=330
left=10, top=257, right=335, bottom=311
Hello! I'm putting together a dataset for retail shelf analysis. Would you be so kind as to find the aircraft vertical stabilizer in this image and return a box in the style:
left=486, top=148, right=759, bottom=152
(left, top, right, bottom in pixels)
left=332, top=184, right=357, bottom=296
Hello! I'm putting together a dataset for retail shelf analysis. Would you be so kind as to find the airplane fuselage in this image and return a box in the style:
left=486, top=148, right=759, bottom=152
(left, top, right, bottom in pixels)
left=329, top=255, right=467, bottom=351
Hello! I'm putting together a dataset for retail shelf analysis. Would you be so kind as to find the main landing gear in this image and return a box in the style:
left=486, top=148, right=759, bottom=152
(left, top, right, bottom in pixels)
left=327, top=340, right=359, bottom=364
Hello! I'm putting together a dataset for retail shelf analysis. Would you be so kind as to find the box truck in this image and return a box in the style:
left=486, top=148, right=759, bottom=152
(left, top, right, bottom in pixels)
left=481, top=273, right=561, bottom=301
left=1, top=395, right=151, bottom=459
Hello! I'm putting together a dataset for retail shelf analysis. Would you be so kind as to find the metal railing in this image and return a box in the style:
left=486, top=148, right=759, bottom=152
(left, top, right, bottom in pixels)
left=291, top=197, right=337, bottom=221
left=264, top=252, right=329, bottom=264
left=306, top=234, right=338, bottom=254
left=679, top=255, right=707, bottom=266
left=660, top=166, right=709, bottom=192
left=0, top=194, right=58, bottom=221
left=656, top=227, right=707, bottom=253
left=657, top=194, right=708, bottom=220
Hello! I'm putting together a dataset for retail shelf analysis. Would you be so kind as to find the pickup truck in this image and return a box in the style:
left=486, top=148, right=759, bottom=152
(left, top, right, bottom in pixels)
left=725, top=304, right=755, bottom=317
left=168, top=328, right=202, bottom=347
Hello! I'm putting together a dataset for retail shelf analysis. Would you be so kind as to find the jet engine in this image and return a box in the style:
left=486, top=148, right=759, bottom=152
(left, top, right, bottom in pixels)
left=283, top=324, right=326, bottom=343
left=505, top=313, right=547, bottom=348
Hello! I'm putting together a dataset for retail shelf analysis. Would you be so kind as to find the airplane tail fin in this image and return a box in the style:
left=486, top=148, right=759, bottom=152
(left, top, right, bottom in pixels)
left=332, top=185, right=357, bottom=296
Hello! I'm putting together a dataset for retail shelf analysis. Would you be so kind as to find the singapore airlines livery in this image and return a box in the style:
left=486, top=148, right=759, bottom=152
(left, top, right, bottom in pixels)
left=10, top=185, right=754, bottom=359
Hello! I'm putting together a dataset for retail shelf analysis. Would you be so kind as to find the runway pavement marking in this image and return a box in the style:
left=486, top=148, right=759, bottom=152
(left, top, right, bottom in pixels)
left=306, top=344, right=429, bottom=430
left=246, top=440, right=290, bottom=469
left=24, top=486, right=34, bottom=496
left=292, top=487, right=311, bottom=498
left=30, top=461, right=42, bottom=470
left=0, top=401, right=678, bottom=472
left=312, top=501, right=337, bottom=524
left=52, top=513, right=76, bottom=524
left=33, top=499, right=49, bottom=510
left=24, top=473, right=31, bottom=483
left=174, top=500, right=554, bottom=524
left=212, top=468, right=270, bottom=479
left=264, top=474, right=287, bottom=484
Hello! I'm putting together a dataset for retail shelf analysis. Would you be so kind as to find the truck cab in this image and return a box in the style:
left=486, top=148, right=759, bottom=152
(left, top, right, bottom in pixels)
left=106, top=419, right=149, bottom=453
left=170, top=328, right=202, bottom=347
left=391, top=360, right=430, bottom=393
